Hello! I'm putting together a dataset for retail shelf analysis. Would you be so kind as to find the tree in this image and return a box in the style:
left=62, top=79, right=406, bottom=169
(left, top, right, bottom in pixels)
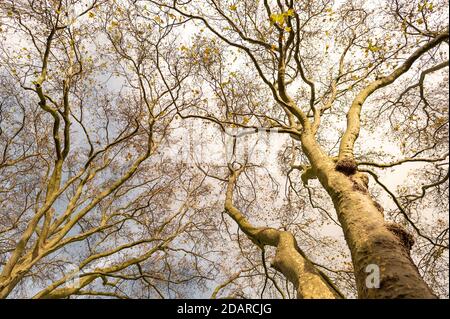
left=0, top=0, right=448, bottom=299
left=152, top=0, right=449, bottom=298
left=0, top=0, right=216, bottom=298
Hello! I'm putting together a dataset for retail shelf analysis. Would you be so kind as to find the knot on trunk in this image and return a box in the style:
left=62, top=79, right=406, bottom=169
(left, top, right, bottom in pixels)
left=385, top=223, right=415, bottom=251
left=335, top=157, right=357, bottom=175
left=300, top=165, right=316, bottom=185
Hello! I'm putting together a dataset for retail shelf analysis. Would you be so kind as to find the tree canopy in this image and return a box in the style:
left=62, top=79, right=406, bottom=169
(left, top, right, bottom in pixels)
left=0, top=0, right=448, bottom=299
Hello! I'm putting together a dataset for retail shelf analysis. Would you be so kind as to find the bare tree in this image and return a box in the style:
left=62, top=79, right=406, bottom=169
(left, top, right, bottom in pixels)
left=151, top=0, right=449, bottom=298
left=0, top=0, right=448, bottom=299
left=0, top=0, right=216, bottom=298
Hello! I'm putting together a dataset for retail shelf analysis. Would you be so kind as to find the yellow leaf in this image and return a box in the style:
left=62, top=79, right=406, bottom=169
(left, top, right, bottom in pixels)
left=229, top=5, right=237, bottom=11
left=270, top=13, right=285, bottom=26
left=368, top=40, right=382, bottom=52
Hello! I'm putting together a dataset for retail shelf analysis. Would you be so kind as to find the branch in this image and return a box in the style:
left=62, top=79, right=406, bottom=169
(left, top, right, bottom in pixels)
left=339, top=30, right=449, bottom=161
left=224, top=166, right=342, bottom=298
left=358, top=153, right=449, bottom=168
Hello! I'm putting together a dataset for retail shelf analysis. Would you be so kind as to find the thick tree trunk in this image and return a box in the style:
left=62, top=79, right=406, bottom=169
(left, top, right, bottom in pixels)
left=300, top=133, right=436, bottom=299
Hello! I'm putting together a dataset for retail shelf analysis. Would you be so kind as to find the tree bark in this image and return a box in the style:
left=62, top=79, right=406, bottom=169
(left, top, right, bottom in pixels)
left=300, top=133, right=437, bottom=299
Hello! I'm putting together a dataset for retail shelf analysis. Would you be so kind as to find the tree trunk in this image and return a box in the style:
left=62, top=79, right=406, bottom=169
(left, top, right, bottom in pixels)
left=300, top=133, right=437, bottom=299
